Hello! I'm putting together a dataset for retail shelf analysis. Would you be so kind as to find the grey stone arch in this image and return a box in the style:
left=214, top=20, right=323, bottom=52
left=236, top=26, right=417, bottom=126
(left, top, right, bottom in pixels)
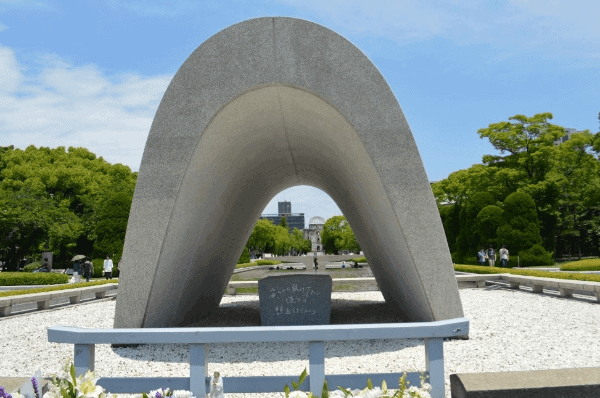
left=114, top=17, right=464, bottom=329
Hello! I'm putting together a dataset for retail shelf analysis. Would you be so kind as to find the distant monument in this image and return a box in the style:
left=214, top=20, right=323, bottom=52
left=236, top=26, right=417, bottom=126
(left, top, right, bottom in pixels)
left=114, top=17, right=464, bottom=329
left=304, top=216, right=325, bottom=253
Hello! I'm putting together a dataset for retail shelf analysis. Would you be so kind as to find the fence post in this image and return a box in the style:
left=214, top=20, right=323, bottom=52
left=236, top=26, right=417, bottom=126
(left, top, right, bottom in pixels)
left=309, top=341, right=325, bottom=396
left=425, top=338, right=444, bottom=398
left=190, top=344, right=208, bottom=398
left=74, top=344, right=95, bottom=377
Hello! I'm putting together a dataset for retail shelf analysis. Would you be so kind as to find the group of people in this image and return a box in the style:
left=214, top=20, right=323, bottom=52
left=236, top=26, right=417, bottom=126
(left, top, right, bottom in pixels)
left=71, top=255, right=115, bottom=283
left=478, top=245, right=510, bottom=268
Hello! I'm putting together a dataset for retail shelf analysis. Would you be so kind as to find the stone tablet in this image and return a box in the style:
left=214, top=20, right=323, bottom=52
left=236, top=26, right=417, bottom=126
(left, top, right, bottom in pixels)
left=258, top=274, right=332, bottom=326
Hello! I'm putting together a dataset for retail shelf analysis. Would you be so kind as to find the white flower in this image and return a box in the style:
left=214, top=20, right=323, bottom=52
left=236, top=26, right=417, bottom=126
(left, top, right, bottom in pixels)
left=171, top=391, right=193, bottom=398
left=358, top=387, right=383, bottom=398
left=11, top=393, right=25, bottom=398
left=288, top=392, right=308, bottom=398
left=402, top=386, right=431, bottom=398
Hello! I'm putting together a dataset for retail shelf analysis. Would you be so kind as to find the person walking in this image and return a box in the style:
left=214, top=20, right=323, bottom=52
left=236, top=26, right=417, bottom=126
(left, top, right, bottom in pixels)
left=477, top=247, right=487, bottom=266
left=103, top=255, right=114, bottom=280
left=499, top=245, right=509, bottom=268
left=83, top=260, right=93, bottom=282
left=73, top=260, right=82, bottom=283
left=487, top=245, right=496, bottom=267
left=313, top=252, right=318, bottom=270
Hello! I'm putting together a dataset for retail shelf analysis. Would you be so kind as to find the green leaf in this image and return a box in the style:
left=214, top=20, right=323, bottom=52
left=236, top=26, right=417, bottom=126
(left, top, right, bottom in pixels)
left=298, top=368, right=308, bottom=386
left=284, top=385, right=290, bottom=398
left=142, top=393, right=149, bottom=398
left=366, top=378, right=373, bottom=390
left=321, top=379, right=329, bottom=398
left=70, top=363, right=76, bottom=384
left=292, top=380, right=298, bottom=390
left=381, top=379, right=387, bottom=393
left=336, top=386, right=352, bottom=397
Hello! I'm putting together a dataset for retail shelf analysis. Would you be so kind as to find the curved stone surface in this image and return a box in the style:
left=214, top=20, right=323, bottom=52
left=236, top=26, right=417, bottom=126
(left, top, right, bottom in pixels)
left=114, top=17, right=464, bottom=328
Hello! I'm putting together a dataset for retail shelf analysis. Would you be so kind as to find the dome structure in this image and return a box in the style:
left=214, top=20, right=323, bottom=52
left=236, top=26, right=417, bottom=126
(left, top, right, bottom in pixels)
left=309, top=216, right=325, bottom=226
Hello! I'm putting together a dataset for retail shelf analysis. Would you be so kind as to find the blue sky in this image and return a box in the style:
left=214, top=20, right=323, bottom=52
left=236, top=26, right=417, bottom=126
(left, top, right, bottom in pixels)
left=1, top=0, right=598, bottom=227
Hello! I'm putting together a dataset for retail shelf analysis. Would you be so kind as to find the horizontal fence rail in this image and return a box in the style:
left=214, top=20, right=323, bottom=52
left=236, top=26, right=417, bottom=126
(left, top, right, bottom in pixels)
left=48, top=318, right=469, bottom=398
left=456, top=273, right=600, bottom=300
left=0, top=284, right=118, bottom=317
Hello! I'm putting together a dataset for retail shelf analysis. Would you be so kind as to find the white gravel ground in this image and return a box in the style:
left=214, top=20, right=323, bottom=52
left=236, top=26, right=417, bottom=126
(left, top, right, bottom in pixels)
left=1, top=288, right=600, bottom=398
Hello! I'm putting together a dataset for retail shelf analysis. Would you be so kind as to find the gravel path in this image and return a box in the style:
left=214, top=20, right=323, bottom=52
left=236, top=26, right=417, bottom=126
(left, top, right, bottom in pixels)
left=1, top=288, right=600, bottom=397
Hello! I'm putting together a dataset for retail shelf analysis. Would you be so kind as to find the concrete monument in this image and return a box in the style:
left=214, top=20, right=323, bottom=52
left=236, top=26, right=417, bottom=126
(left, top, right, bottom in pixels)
left=114, top=17, right=464, bottom=328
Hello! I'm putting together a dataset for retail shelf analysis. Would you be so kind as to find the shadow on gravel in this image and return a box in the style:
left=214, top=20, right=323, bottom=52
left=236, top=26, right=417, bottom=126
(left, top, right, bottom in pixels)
left=111, top=297, right=424, bottom=363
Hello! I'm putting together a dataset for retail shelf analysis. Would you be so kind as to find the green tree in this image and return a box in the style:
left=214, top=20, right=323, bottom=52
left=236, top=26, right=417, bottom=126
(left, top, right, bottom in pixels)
left=0, top=145, right=136, bottom=269
left=477, top=113, right=565, bottom=183
left=476, top=205, right=503, bottom=248
left=550, top=130, right=600, bottom=257
left=496, top=192, right=543, bottom=255
left=438, top=204, right=461, bottom=254
left=93, top=191, right=133, bottom=261
left=279, top=216, right=289, bottom=230
left=456, top=192, right=495, bottom=259
left=321, top=215, right=359, bottom=254
left=290, top=228, right=311, bottom=255
left=247, top=219, right=277, bottom=255
left=237, top=246, right=250, bottom=264
left=272, top=225, right=291, bottom=256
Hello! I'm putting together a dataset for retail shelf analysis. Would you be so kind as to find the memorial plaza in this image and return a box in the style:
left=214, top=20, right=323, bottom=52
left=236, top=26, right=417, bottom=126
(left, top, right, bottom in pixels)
left=2, top=286, right=600, bottom=397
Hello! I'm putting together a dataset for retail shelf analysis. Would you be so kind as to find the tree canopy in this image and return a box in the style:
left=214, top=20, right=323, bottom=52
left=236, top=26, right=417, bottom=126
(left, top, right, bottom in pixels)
left=433, top=112, right=600, bottom=264
left=321, top=215, right=361, bottom=255
left=0, top=145, right=137, bottom=270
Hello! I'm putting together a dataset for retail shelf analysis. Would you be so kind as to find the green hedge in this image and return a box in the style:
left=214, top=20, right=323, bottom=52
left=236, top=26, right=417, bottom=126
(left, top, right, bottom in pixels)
left=23, top=262, right=42, bottom=272
left=344, top=256, right=367, bottom=263
left=454, top=264, right=600, bottom=283
left=235, top=262, right=256, bottom=269
left=254, top=260, right=281, bottom=265
left=518, top=244, right=554, bottom=267
left=560, top=258, right=600, bottom=271
left=0, top=279, right=118, bottom=298
left=0, top=272, right=69, bottom=286
left=237, top=247, right=250, bottom=264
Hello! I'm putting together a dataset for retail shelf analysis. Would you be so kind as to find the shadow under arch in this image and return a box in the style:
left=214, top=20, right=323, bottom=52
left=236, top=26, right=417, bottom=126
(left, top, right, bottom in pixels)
left=114, top=17, right=463, bottom=329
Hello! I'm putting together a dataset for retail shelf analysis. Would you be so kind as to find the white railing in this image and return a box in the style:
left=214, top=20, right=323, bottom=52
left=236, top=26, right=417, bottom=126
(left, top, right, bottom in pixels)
left=48, top=317, right=469, bottom=398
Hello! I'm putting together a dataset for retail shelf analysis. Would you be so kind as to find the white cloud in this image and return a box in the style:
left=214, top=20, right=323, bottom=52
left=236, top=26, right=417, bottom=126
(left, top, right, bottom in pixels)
left=0, top=46, right=22, bottom=93
left=0, top=23, right=8, bottom=31
left=104, top=0, right=204, bottom=17
left=0, top=46, right=172, bottom=170
left=280, top=0, right=456, bottom=43
left=280, top=0, right=600, bottom=61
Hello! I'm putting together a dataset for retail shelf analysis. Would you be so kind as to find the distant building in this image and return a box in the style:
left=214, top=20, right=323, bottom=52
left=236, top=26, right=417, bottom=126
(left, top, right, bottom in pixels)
left=260, top=201, right=305, bottom=232
left=304, top=216, right=325, bottom=253
left=554, top=128, right=582, bottom=146
left=278, top=201, right=291, bottom=214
